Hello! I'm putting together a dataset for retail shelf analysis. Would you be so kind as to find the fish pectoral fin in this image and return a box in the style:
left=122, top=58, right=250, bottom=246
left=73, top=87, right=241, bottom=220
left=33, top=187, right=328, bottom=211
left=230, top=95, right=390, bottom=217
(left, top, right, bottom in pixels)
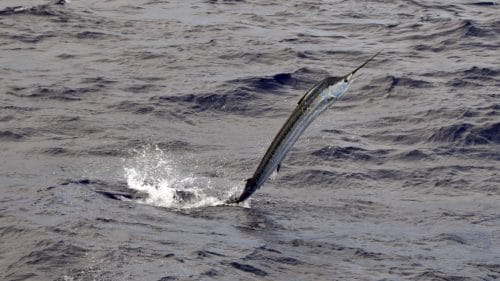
left=270, top=163, right=281, bottom=181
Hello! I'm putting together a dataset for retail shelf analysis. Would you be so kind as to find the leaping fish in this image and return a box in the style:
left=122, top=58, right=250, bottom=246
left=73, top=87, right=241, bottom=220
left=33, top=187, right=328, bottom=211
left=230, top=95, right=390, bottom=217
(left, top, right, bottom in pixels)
left=228, top=52, right=381, bottom=204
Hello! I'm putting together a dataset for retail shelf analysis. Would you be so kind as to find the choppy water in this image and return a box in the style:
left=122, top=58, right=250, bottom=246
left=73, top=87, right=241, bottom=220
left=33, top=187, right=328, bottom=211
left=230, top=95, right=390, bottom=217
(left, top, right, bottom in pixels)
left=1, top=0, right=499, bottom=280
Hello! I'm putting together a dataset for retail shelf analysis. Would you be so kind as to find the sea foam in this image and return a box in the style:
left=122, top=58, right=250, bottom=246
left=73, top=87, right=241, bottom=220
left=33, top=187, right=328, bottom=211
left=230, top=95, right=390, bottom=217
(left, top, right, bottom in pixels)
left=124, top=146, right=243, bottom=209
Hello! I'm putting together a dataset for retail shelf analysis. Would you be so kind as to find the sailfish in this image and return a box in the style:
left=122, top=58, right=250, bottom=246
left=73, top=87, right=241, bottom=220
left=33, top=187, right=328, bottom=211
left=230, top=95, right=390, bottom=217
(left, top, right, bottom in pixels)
left=229, top=52, right=381, bottom=204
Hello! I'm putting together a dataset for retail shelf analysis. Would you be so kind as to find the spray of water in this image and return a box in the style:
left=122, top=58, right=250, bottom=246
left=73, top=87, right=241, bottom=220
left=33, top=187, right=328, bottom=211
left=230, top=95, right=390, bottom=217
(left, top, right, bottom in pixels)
left=124, top=146, right=244, bottom=209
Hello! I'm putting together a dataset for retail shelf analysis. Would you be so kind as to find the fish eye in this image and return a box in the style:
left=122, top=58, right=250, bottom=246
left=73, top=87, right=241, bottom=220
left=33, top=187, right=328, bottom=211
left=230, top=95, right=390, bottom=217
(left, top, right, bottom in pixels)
left=344, top=78, right=348, bottom=83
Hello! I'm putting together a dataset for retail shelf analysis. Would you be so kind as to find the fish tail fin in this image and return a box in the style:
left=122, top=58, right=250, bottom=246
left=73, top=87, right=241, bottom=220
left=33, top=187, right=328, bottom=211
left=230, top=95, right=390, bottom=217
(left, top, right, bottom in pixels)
left=237, top=178, right=257, bottom=203
left=226, top=178, right=257, bottom=204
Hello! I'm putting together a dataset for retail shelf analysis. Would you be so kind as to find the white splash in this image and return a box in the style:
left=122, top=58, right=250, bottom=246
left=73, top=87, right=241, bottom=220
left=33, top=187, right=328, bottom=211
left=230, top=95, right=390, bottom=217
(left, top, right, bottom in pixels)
left=124, top=146, right=243, bottom=209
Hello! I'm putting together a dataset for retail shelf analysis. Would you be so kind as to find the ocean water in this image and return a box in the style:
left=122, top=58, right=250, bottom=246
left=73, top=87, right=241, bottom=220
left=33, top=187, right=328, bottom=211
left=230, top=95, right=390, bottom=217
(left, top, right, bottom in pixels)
left=0, top=0, right=499, bottom=280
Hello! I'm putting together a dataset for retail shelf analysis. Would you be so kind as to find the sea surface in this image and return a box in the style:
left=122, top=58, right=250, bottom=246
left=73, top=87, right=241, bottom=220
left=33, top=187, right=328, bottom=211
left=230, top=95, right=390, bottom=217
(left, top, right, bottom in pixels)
left=1, top=0, right=499, bottom=280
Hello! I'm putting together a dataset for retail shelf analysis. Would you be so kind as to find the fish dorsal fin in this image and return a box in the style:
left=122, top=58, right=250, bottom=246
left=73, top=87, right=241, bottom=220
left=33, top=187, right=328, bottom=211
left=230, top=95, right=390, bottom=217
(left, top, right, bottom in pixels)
left=297, top=77, right=342, bottom=106
left=297, top=79, right=323, bottom=105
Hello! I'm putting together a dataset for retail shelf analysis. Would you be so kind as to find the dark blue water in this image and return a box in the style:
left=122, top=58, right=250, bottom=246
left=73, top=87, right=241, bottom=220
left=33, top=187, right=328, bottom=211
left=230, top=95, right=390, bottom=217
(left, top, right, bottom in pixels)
left=1, top=0, right=499, bottom=280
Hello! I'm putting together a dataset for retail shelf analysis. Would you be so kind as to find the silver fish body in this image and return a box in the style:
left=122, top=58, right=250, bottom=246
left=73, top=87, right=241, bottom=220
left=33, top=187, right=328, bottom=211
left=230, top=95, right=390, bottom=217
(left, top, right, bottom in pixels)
left=230, top=53, right=380, bottom=203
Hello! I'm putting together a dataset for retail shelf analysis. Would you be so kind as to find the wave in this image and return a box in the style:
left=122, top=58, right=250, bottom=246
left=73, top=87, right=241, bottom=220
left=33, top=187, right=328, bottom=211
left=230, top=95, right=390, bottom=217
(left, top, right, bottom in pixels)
left=428, top=122, right=500, bottom=145
left=7, top=85, right=98, bottom=101
left=0, top=3, right=69, bottom=22
left=0, top=130, right=24, bottom=141
left=154, top=67, right=321, bottom=116
left=312, top=145, right=374, bottom=162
